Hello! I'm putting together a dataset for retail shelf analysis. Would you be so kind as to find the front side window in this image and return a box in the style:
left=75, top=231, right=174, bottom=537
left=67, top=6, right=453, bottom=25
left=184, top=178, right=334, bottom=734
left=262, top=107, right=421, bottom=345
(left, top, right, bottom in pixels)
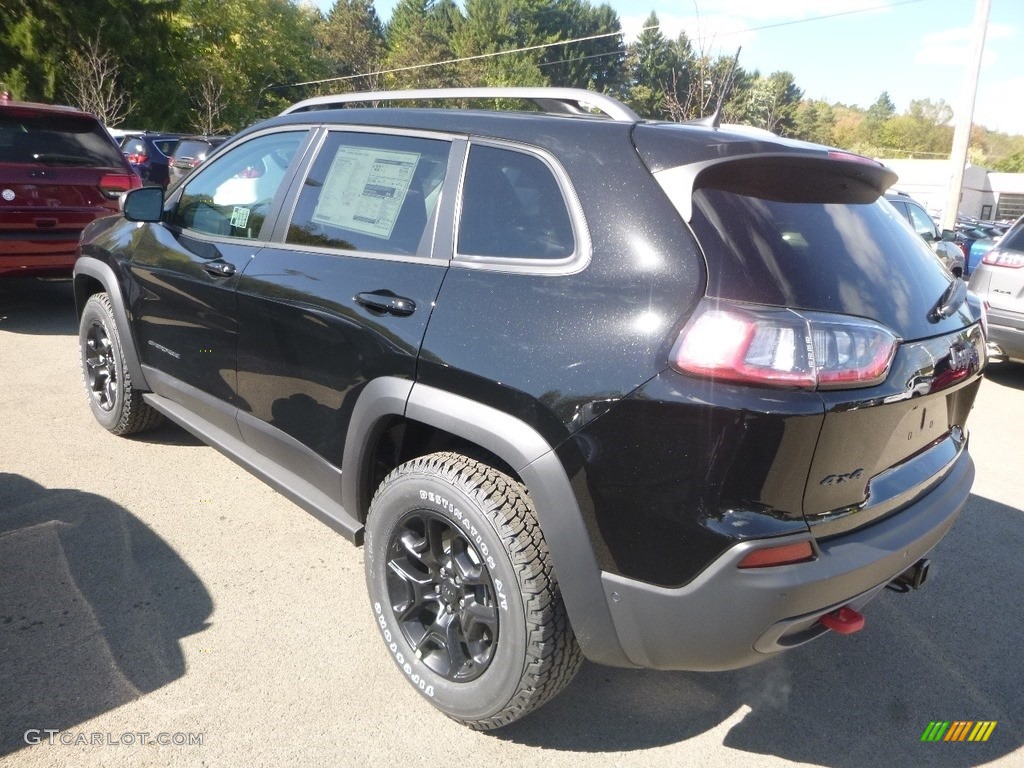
left=287, top=131, right=451, bottom=256
left=169, top=130, right=305, bottom=240
left=457, top=144, right=575, bottom=260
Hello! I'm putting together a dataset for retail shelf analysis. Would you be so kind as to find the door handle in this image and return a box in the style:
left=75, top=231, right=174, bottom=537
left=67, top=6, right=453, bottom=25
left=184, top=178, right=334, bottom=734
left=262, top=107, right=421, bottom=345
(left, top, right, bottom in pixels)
left=203, top=260, right=236, bottom=278
left=355, top=291, right=416, bottom=317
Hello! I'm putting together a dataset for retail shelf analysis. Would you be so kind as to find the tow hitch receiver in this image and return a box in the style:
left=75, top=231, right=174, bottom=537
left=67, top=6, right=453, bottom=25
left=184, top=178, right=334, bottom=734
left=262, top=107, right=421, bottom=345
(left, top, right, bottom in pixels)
left=888, top=558, right=931, bottom=593
left=819, top=606, right=865, bottom=635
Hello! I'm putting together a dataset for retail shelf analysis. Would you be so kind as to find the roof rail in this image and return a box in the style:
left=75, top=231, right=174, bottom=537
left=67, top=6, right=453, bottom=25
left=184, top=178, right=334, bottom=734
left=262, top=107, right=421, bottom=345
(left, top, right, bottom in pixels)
left=280, top=87, right=641, bottom=122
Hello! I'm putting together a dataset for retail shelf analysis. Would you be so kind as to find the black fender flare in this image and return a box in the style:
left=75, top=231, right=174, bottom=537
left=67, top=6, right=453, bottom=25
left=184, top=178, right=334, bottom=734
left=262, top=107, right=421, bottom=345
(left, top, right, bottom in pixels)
left=73, top=257, right=151, bottom=392
left=341, top=377, right=632, bottom=668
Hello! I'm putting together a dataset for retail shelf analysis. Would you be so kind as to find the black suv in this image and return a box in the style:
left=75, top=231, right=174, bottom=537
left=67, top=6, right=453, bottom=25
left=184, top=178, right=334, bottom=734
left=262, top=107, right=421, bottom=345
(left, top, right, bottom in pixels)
left=73, top=88, right=985, bottom=729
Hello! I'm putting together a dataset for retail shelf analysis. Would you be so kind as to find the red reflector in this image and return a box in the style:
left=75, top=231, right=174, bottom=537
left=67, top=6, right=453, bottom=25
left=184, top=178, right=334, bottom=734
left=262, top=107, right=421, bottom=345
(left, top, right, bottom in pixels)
left=819, top=606, right=865, bottom=635
left=737, top=541, right=815, bottom=568
left=125, top=153, right=147, bottom=164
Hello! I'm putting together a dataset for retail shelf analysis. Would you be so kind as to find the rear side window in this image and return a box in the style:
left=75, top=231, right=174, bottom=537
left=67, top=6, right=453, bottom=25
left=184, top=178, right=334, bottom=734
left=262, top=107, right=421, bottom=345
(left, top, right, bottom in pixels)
left=457, top=144, right=575, bottom=260
left=153, top=139, right=179, bottom=156
left=170, top=131, right=304, bottom=240
left=287, top=131, right=451, bottom=256
left=0, top=112, right=124, bottom=166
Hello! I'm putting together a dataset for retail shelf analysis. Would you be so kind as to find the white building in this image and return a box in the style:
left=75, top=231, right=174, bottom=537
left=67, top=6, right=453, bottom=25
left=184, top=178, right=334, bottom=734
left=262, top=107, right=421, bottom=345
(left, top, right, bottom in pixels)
left=880, top=158, right=1024, bottom=222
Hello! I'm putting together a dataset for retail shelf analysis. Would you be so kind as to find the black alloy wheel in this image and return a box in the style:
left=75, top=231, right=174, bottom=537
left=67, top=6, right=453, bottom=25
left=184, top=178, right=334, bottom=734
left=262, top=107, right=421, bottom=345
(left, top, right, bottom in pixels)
left=84, top=319, right=118, bottom=412
left=386, top=510, right=499, bottom=682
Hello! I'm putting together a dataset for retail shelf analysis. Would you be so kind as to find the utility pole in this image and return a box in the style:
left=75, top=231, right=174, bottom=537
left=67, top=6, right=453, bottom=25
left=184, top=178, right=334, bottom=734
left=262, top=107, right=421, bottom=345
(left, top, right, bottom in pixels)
left=942, top=0, right=990, bottom=232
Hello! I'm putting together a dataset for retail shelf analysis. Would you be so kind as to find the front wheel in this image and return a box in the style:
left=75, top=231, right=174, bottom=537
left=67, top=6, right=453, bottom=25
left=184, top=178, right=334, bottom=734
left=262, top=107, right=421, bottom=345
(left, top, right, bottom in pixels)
left=79, top=293, right=163, bottom=435
left=364, top=452, right=582, bottom=729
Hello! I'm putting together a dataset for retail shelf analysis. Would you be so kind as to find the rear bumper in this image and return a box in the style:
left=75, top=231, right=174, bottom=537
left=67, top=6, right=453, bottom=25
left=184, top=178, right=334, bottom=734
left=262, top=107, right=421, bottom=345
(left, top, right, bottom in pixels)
left=599, top=446, right=973, bottom=671
left=0, top=231, right=82, bottom=276
left=985, top=308, right=1024, bottom=361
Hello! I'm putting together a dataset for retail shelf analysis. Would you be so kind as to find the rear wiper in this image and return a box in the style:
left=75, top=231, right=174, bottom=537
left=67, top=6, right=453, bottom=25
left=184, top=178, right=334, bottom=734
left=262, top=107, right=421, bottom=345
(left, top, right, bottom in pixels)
left=929, top=277, right=967, bottom=322
left=31, top=153, right=102, bottom=166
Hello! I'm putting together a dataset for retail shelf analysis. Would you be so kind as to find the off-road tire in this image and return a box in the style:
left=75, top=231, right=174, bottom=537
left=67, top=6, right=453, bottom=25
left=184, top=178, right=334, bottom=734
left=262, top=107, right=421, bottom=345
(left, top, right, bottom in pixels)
left=364, top=451, right=583, bottom=729
left=79, top=293, right=163, bottom=436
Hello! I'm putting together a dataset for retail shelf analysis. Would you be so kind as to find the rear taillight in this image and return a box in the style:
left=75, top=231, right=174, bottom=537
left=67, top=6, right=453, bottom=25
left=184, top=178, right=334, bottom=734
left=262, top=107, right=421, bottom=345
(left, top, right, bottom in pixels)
left=671, top=299, right=899, bottom=390
left=99, top=173, right=142, bottom=199
left=125, top=153, right=147, bottom=165
left=982, top=249, right=1024, bottom=268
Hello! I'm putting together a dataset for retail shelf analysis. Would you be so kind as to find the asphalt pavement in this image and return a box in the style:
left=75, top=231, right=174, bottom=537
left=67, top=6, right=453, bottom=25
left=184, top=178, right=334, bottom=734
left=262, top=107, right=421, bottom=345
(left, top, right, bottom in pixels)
left=1, top=277, right=1021, bottom=768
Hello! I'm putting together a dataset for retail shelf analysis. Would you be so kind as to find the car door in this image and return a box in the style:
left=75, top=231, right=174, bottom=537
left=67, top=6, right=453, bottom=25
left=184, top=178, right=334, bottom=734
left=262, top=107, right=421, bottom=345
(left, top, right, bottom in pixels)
left=127, top=128, right=312, bottom=430
left=233, top=128, right=461, bottom=493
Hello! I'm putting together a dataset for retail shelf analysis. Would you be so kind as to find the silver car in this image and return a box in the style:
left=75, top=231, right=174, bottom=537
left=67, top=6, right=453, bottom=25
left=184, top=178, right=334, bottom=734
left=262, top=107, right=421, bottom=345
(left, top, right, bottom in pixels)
left=969, top=215, right=1024, bottom=363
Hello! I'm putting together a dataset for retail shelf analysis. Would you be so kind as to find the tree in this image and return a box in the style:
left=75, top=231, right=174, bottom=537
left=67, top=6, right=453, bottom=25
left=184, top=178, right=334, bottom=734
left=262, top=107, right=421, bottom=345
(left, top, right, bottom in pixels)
left=541, top=1, right=624, bottom=93
left=625, top=12, right=673, bottom=117
left=793, top=99, right=836, bottom=145
left=315, top=0, right=387, bottom=93
left=736, top=71, right=802, bottom=135
left=452, top=0, right=552, bottom=87
left=384, top=0, right=462, bottom=90
left=191, top=72, right=228, bottom=134
left=62, top=27, right=133, bottom=126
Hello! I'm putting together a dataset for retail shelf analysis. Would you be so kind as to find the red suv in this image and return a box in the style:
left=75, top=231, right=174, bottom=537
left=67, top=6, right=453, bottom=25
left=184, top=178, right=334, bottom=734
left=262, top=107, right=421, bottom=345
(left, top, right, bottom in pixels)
left=0, top=97, right=140, bottom=277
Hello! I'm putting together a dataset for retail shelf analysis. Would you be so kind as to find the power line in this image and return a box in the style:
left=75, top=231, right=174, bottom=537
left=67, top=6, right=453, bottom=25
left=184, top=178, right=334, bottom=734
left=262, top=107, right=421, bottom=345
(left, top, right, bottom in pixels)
left=276, top=26, right=649, bottom=91
left=275, top=0, right=932, bottom=92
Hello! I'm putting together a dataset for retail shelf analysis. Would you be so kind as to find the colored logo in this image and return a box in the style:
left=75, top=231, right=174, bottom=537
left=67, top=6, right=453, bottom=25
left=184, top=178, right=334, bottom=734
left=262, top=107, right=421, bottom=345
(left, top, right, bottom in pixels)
left=921, top=721, right=997, bottom=742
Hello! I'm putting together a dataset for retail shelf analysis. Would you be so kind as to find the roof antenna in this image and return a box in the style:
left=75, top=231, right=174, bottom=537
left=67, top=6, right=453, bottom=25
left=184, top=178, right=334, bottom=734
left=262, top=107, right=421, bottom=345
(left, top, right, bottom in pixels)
left=690, top=46, right=741, bottom=130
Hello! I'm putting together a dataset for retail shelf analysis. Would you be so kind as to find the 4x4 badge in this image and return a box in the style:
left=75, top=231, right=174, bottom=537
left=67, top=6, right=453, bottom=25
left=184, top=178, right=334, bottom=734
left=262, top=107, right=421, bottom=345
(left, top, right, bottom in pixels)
left=820, top=468, right=864, bottom=486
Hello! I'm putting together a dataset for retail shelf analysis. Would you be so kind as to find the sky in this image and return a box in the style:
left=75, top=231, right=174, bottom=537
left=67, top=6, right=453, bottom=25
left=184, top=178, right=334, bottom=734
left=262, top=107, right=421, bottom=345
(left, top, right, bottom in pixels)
left=312, top=0, right=1024, bottom=136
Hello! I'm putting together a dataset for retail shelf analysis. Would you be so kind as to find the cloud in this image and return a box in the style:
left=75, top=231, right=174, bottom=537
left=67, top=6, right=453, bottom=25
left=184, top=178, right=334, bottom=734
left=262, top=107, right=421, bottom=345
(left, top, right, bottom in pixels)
left=974, top=74, right=1024, bottom=134
left=914, top=23, right=1014, bottom=67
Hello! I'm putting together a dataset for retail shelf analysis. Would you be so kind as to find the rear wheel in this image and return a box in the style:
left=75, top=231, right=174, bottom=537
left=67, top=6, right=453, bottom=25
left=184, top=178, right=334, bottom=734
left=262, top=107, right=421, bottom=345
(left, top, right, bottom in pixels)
left=364, top=452, right=582, bottom=729
left=79, top=293, right=163, bottom=435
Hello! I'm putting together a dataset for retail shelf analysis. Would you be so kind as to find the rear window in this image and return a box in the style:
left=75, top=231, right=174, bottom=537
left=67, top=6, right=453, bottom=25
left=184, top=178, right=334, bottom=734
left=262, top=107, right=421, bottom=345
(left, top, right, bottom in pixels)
left=686, top=183, right=959, bottom=340
left=997, top=219, right=1024, bottom=253
left=0, top=112, right=124, bottom=166
left=174, top=140, right=213, bottom=160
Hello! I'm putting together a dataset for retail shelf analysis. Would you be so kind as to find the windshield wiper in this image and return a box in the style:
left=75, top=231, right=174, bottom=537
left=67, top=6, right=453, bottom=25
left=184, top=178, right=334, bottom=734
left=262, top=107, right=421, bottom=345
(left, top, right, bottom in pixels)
left=31, top=153, right=105, bottom=166
left=929, top=277, right=968, bottom=322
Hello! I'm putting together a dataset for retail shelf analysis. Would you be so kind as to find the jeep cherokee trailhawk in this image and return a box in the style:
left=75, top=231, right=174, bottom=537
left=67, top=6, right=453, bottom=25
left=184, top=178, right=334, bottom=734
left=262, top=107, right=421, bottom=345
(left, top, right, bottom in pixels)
left=74, top=87, right=985, bottom=729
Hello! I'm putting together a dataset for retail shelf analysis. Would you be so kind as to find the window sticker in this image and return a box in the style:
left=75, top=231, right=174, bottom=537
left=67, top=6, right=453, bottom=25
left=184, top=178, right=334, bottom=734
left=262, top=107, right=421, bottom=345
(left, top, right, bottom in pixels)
left=230, top=206, right=250, bottom=229
left=311, top=146, right=420, bottom=239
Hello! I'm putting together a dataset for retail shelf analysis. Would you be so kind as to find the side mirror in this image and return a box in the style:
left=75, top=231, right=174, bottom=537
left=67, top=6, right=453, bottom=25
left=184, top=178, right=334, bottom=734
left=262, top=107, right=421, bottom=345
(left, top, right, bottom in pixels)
left=121, top=186, right=164, bottom=223
left=940, top=229, right=957, bottom=242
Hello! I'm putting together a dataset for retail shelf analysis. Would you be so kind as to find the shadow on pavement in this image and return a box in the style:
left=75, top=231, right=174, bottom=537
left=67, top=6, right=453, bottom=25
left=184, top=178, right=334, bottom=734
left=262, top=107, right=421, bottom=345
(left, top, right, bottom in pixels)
left=0, top=474, right=212, bottom=756
left=983, top=361, right=1024, bottom=389
left=497, top=493, right=1021, bottom=767
left=0, top=279, right=77, bottom=336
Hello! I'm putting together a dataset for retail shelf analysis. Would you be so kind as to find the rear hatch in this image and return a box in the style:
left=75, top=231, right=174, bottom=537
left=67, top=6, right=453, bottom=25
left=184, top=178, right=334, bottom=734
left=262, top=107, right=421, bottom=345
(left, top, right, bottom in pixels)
left=0, top=109, right=136, bottom=244
left=635, top=124, right=985, bottom=537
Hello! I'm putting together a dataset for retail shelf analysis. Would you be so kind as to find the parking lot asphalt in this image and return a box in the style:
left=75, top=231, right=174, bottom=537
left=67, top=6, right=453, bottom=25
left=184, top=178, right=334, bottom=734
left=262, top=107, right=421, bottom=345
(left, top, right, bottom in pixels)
left=1, top=277, right=1022, bottom=768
